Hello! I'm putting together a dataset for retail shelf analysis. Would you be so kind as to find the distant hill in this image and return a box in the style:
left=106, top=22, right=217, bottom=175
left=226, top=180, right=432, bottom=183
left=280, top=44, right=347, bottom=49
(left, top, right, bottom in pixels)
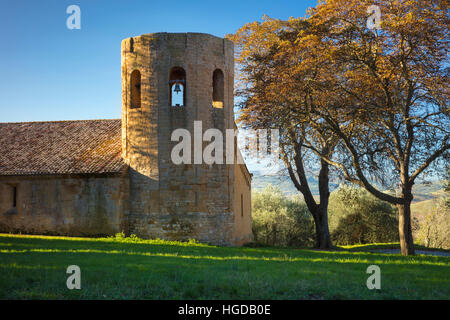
left=251, top=171, right=446, bottom=203
left=251, top=173, right=338, bottom=197
left=410, top=182, right=447, bottom=202
left=411, top=199, right=438, bottom=222
left=251, top=171, right=447, bottom=236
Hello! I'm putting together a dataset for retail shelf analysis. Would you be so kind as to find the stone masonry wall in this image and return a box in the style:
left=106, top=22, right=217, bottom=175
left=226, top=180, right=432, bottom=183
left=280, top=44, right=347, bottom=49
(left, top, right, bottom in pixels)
left=233, top=161, right=253, bottom=245
left=0, top=174, right=129, bottom=236
left=0, top=33, right=253, bottom=246
left=121, top=33, right=251, bottom=245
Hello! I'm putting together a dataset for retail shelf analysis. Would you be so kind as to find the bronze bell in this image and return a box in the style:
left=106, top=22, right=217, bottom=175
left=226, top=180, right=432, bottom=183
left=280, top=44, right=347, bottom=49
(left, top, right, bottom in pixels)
left=173, top=82, right=182, bottom=93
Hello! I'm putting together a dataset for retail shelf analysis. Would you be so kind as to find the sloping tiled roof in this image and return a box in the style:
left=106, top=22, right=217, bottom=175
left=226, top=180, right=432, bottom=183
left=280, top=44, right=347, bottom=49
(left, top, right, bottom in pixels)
left=0, top=119, right=126, bottom=176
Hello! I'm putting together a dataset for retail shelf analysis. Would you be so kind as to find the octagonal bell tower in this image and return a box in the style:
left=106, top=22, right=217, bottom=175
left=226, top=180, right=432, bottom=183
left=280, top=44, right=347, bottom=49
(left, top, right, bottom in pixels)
left=120, top=33, right=249, bottom=245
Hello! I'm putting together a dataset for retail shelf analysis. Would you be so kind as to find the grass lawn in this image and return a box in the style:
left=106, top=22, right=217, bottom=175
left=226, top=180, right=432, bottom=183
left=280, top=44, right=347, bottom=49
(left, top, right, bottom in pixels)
left=0, top=233, right=448, bottom=300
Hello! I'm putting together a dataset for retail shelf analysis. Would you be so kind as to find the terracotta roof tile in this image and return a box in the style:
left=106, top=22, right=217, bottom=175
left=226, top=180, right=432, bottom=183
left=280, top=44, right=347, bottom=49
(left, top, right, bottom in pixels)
left=0, top=119, right=126, bottom=176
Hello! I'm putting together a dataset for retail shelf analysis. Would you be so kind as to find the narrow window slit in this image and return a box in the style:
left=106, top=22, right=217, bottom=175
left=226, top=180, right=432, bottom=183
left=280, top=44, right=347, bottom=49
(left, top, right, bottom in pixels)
left=241, top=194, right=244, bottom=217
left=13, top=186, right=17, bottom=208
left=130, top=70, right=141, bottom=109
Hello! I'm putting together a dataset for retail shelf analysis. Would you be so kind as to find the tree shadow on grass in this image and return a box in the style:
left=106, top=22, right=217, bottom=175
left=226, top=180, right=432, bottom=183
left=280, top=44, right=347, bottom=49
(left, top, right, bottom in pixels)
left=1, top=234, right=448, bottom=265
left=0, top=236, right=449, bottom=299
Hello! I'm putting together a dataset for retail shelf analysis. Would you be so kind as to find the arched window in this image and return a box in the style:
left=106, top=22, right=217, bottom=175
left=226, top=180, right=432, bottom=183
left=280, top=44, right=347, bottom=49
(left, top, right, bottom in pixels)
left=130, top=70, right=141, bottom=109
left=212, top=69, right=224, bottom=108
left=169, top=67, right=186, bottom=107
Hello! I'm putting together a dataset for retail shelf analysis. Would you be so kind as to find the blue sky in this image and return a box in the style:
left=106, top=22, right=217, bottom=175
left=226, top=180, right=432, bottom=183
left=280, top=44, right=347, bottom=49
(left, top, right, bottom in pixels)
left=0, top=0, right=317, bottom=123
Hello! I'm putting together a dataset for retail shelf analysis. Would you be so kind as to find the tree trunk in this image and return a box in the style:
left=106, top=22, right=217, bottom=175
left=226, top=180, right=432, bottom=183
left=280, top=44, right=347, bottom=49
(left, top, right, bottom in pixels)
left=397, top=196, right=415, bottom=256
left=313, top=207, right=332, bottom=249
left=284, top=140, right=333, bottom=249
left=315, top=157, right=332, bottom=249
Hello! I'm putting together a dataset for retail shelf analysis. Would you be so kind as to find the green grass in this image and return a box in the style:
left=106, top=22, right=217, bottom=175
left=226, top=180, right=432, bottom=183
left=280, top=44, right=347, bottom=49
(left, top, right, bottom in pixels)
left=0, top=234, right=449, bottom=300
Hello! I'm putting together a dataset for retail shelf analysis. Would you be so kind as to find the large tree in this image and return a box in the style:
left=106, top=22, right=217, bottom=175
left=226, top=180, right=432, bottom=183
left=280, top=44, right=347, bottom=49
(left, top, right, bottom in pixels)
left=306, top=0, right=449, bottom=255
left=228, top=18, right=336, bottom=249
left=229, top=0, right=449, bottom=255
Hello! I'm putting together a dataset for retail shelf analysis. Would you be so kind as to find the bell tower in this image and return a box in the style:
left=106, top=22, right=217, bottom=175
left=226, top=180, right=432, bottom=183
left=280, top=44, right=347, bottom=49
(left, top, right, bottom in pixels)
left=120, top=32, right=251, bottom=245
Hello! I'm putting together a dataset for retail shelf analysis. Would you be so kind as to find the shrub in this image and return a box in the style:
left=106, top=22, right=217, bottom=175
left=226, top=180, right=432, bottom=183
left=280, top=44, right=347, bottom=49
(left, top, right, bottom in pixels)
left=252, top=185, right=314, bottom=247
left=416, top=196, right=450, bottom=249
left=328, top=186, right=398, bottom=245
left=105, top=233, right=209, bottom=247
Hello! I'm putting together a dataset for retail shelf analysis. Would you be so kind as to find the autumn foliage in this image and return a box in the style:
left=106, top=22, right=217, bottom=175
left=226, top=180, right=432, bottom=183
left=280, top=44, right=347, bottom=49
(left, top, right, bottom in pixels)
left=228, top=0, right=449, bottom=255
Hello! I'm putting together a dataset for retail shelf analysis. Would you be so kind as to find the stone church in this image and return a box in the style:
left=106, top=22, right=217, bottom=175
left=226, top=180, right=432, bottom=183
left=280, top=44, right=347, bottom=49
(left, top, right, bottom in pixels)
left=0, top=33, right=252, bottom=245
